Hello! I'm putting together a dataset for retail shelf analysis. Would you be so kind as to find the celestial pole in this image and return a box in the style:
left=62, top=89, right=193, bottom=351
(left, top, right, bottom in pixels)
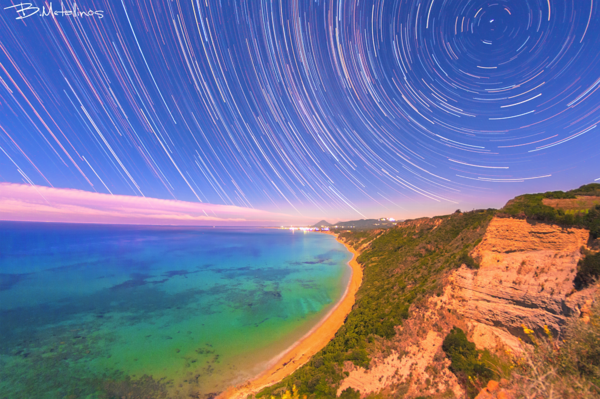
left=0, top=0, right=598, bottom=221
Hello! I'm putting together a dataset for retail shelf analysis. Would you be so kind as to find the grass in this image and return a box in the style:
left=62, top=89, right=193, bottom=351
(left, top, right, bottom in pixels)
left=564, top=209, right=590, bottom=215
left=507, top=298, right=600, bottom=398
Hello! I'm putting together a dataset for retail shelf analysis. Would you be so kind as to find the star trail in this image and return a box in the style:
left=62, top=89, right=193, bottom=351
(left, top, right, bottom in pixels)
left=0, top=0, right=599, bottom=221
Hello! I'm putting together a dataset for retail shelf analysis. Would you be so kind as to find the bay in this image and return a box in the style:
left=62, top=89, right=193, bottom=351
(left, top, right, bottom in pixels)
left=0, top=222, right=351, bottom=398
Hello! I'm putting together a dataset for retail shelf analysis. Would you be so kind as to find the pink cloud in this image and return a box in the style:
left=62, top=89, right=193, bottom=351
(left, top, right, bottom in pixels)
left=0, top=183, right=302, bottom=226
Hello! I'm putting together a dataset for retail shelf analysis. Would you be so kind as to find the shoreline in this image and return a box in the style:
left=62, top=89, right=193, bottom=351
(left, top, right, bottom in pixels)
left=219, top=232, right=362, bottom=399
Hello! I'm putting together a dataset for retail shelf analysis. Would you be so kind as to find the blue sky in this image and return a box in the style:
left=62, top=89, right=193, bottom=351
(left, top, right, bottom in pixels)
left=0, top=0, right=598, bottom=223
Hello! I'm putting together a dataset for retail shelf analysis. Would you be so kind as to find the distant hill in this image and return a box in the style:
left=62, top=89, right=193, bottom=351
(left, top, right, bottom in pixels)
left=331, top=218, right=401, bottom=229
left=311, top=220, right=333, bottom=228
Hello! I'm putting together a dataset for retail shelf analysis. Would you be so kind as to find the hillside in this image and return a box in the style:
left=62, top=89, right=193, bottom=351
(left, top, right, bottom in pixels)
left=252, top=185, right=600, bottom=399
left=330, top=219, right=400, bottom=230
left=313, top=220, right=333, bottom=228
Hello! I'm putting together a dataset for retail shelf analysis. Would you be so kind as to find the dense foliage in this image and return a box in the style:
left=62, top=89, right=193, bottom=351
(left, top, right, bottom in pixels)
left=570, top=183, right=600, bottom=197
left=501, top=184, right=600, bottom=239
left=575, top=250, right=600, bottom=289
left=442, top=327, right=497, bottom=398
left=336, top=230, right=383, bottom=251
left=456, top=250, right=479, bottom=269
left=257, top=210, right=496, bottom=398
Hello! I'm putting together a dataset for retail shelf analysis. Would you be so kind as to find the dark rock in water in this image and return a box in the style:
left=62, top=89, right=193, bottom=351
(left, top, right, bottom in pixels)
left=109, top=273, right=153, bottom=290
left=255, top=317, right=269, bottom=327
left=302, top=259, right=326, bottom=265
left=267, top=290, right=282, bottom=298
left=0, top=273, right=29, bottom=291
left=99, top=374, right=168, bottom=399
left=163, top=269, right=199, bottom=278
left=109, top=278, right=147, bottom=290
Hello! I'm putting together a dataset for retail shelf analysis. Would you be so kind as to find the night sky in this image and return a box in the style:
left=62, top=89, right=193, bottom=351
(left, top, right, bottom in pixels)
left=0, top=0, right=599, bottom=222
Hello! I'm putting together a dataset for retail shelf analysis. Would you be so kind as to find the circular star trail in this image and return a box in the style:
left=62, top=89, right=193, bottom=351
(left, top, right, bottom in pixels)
left=0, top=0, right=598, bottom=219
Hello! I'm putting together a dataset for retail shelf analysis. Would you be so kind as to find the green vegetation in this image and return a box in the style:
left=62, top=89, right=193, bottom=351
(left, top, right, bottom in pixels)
left=456, top=251, right=479, bottom=269
left=575, top=249, right=600, bottom=289
left=336, top=230, right=383, bottom=251
left=338, top=387, right=361, bottom=399
left=256, top=184, right=599, bottom=398
left=570, top=183, right=600, bottom=197
left=442, top=327, right=506, bottom=398
left=501, top=183, right=600, bottom=239
left=508, top=301, right=600, bottom=398
left=257, top=210, right=496, bottom=398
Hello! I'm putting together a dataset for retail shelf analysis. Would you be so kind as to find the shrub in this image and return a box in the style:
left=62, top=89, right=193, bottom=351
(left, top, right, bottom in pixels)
left=500, top=184, right=600, bottom=237
left=346, top=349, right=369, bottom=368
left=575, top=250, right=600, bottom=289
left=571, top=183, right=600, bottom=196
left=338, top=387, right=360, bottom=399
left=508, top=301, right=600, bottom=397
left=559, top=301, right=600, bottom=386
left=457, top=251, right=479, bottom=269
left=442, top=327, right=496, bottom=398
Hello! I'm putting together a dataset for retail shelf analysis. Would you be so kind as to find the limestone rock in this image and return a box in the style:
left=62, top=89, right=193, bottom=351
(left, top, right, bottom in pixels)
left=447, top=217, right=595, bottom=350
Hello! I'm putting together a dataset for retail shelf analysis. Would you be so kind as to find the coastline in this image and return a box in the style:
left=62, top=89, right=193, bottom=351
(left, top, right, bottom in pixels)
left=219, top=232, right=362, bottom=399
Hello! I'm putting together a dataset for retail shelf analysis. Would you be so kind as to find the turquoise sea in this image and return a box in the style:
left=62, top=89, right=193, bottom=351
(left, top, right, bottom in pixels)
left=0, top=222, right=351, bottom=398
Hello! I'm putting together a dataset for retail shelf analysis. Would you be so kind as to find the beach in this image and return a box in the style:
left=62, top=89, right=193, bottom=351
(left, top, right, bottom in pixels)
left=220, top=232, right=362, bottom=399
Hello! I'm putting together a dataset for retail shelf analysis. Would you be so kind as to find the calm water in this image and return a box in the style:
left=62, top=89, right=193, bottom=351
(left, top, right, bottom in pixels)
left=0, top=222, right=350, bottom=398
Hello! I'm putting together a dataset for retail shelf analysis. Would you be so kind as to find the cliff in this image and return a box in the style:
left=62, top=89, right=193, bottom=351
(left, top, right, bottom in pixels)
left=446, top=217, right=594, bottom=348
left=332, top=216, right=598, bottom=398
left=254, top=185, right=600, bottom=399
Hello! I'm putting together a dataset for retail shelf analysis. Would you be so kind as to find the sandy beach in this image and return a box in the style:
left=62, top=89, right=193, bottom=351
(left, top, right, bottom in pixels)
left=219, top=232, right=362, bottom=399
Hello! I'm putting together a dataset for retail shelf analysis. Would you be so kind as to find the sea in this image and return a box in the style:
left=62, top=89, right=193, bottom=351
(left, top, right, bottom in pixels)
left=0, top=221, right=351, bottom=398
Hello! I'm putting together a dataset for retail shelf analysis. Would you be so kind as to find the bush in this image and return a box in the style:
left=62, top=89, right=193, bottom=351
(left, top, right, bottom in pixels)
left=338, top=387, right=360, bottom=399
left=508, top=301, right=600, bottom=397
left=571, top=183, right=600, bottom=196
left=457, top=251, right=479, bottom=269
left=575, top=250, right=600, bottom=289
left=442, top=327, right=495, bottom=398
left=500, top=184, right=600, bottom=237
left=587, top=205, right=600, bottom=239
left=346, top=349, right=369, bottom=368
left=560, top=301, right=600, bottom=386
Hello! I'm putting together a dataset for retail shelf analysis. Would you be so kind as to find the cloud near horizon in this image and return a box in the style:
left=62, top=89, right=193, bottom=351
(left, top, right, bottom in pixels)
left=0, top=183, right=304, bottom=226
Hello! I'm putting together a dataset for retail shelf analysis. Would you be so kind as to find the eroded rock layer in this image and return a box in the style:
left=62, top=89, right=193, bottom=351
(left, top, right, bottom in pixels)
left=447, top=217, right=594, bottom=350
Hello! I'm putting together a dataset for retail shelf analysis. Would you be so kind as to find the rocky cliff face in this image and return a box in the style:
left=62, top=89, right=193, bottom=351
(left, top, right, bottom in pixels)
left=336, top=217, right=597, bottom=398
left=444, top=217, right=595, bottom=352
